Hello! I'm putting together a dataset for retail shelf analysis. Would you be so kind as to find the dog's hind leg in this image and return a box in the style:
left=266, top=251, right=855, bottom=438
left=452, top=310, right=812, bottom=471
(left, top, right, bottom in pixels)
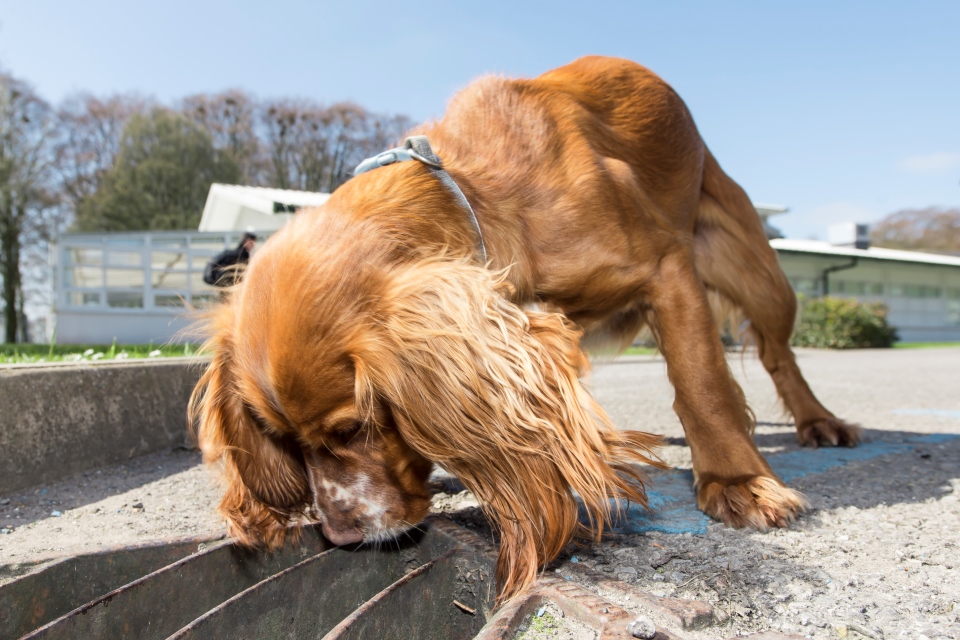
left=694, top=149, right=861, bottom=448
left=645, top=247, right=807, bottom=529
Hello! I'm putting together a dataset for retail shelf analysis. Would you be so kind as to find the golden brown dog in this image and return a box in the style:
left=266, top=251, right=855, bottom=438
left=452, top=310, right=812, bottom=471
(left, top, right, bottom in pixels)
left=191, top=56, right=860, bottom=602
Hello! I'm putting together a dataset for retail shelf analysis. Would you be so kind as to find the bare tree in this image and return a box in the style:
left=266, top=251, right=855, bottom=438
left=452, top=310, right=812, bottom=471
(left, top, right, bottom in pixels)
left=261, top=100, right=411, bottom=193
left=54, top=93, right=147, bottom=222
left=871, top=207, right=960, bottom=255
left=0, top=72, right=57, bottom=342
left=180, top=90, right=263, bottom=185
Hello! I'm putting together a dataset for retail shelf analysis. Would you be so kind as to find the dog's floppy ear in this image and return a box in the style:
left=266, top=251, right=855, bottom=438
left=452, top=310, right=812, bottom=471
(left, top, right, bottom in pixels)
left=354, top=257, right=662, bottom=602
left=190, top=330, right=310, bottom=549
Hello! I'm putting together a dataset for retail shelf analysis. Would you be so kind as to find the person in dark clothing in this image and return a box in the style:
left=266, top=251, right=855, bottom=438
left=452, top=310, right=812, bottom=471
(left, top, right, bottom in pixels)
left=204, top=232, right=257, bottom=287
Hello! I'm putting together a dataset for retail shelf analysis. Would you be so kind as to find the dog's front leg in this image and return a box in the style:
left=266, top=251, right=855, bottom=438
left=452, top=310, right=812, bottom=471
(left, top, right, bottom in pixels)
left=647, top=252, right=807, bottom=529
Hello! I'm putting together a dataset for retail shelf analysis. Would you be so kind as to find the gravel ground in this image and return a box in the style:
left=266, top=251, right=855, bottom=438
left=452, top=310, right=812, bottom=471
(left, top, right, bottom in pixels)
left=2, top=347, right=958, bottom=639
left=0, top=447, right=224, bottom=581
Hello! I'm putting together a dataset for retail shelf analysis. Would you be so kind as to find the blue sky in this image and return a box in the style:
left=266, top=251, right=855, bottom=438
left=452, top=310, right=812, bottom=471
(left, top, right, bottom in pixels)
left=1, top=0, right=958, bottom=239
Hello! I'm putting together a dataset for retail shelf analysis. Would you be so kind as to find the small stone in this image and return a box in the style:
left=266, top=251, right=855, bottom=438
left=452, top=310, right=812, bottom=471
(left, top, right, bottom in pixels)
left=626, top=615, right=656, bottom=639
left=617, top=565, right=638, bottom=575
left=132, top=503, right=144, bottom=511
left=0, top=499, right=10, bottom=505
left=50, top=510, right=62, bottom=517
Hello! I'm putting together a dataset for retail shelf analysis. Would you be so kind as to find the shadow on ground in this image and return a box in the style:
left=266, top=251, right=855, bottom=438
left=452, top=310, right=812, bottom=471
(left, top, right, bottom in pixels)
left=0, top=447, right=203, bottom=531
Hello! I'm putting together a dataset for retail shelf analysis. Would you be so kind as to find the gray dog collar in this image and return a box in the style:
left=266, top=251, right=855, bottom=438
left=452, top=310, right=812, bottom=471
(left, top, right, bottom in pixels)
left=354, top=136, right=487, bottom=264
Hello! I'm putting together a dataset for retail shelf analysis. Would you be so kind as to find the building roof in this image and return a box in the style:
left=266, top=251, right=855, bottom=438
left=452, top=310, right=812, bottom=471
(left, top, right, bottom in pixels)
left=754, top=203, right=789, bottom=218
left=198, top=184, right=331, bottom=232
left=771, top=238, right=960, bottom=268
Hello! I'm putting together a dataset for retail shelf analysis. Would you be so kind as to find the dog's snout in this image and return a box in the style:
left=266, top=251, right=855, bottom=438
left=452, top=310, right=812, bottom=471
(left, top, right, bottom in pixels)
left=320, top=521, right=364, bottom=546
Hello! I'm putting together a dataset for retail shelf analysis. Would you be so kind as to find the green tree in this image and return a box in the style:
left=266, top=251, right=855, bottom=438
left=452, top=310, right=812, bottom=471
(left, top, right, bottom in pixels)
left=75, top=108, right=240, bottom=231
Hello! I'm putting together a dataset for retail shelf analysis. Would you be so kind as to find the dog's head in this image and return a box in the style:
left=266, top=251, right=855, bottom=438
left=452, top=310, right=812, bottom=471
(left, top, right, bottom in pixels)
left=191, top=198, right=661, bottom=601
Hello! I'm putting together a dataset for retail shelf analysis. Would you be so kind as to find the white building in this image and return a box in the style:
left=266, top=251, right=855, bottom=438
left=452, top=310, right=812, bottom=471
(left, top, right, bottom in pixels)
left=50, top=185, right=329, bottom=345
left=48, top=188, right=960, bottom=345
left=773, top=238, right=960, bottom=342
left=52, top=230, right=256, bottom=345
left=198, top=183, right=330, bottom=232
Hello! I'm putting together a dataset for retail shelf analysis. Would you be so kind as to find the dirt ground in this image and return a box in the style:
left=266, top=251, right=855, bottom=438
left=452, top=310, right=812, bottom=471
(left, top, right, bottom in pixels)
left=2, top=347, right=958, bottom=639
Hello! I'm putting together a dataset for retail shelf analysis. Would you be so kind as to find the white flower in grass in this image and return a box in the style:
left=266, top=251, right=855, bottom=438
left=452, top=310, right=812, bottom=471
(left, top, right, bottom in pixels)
left=148, top=349, right=162, bottom=357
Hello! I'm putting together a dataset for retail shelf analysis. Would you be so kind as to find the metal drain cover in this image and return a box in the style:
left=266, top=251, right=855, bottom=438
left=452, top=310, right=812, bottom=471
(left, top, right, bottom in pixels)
left=2, top=516, right=652, bottom=639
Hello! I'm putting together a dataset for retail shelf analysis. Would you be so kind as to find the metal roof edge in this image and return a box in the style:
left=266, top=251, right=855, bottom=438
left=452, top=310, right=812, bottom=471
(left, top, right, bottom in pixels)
left=770, top=239, right=960, bottom=268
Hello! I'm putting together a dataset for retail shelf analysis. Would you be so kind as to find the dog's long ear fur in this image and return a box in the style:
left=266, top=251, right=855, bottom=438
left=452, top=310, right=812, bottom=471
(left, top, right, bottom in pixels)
left=354, top=257, right=663, bottom=602
left=189, top=312, right=310, bottom=550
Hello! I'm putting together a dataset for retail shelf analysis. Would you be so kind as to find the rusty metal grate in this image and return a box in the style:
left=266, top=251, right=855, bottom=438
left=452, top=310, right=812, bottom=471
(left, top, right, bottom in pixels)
left=1, top=516, right=660, bottom=640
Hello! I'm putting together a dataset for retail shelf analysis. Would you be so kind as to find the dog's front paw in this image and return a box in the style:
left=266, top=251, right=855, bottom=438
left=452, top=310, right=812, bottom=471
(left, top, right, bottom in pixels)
left=797, top=417, right=862, bottom=448
left=697, top=476, right=808, bottom=530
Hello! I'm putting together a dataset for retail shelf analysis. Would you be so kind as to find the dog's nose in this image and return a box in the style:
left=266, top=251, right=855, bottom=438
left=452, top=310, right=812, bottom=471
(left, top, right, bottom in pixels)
left=320, top=521, right=364, bottom=546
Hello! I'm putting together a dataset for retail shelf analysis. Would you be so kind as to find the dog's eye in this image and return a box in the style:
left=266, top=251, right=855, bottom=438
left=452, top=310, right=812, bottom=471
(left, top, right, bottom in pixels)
left=333, top=423, right=362, bottom=443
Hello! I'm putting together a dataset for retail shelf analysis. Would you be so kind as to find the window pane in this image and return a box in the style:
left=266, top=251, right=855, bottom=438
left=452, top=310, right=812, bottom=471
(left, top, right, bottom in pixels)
left=152, top=251, right=188, bottom=270
left=154, top=292, right=186, bottom=308
left=869, top=283, right=884, bottom=295
left=153, top=238, right=185, bottom=249
left=190, top=237, right=229, bottom=250
left=152, top=271, right=189, bottom=289
left=191, top=292, right=220, bottom=308
left=947, top=300, right=960, bottom=326
left=69, top=249, right=104, bottom=266
left=791, top=278, right=818, bottom=294
left=107, top=292, right=143, bottom=308
left=65, top=267, right=103, bottom=287
left=191, top=272, right=216, bottom=289
left=68, top=292, right=101, bottom=306
left=106, top=269, right=145, bottom=288
left=109, top=251, right=143, bottom=267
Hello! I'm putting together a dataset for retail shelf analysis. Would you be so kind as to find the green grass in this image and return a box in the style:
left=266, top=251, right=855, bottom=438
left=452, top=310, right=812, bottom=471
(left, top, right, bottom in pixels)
left=621, top=345, right=659, bottom=356
left=1, top=342, right=199, bottom=365
left=892, top=341, right=960, bottom=349
left=515, top=610, right=562, bottom=639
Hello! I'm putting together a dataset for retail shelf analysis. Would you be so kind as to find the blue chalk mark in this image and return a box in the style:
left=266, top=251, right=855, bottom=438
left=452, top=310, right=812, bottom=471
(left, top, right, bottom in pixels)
left=894, top=409, right=960, bottom=419
left=586, top=433, right=958, bottom=536
left=911, top=433, right=959, bottom=444
left=770, top=441, right=911, bottom=482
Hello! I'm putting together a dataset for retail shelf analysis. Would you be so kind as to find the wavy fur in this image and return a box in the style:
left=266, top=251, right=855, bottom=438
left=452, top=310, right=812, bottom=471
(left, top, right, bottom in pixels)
left=189, top=304, right=310, bottom=550
left=190, top=56, right=859, bottom=606
left=355, top=258, right=662, bottom=600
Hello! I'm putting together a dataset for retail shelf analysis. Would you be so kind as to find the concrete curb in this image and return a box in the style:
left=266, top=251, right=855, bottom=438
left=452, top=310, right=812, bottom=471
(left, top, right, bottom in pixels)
left=0, top=360, right=206, bottom=494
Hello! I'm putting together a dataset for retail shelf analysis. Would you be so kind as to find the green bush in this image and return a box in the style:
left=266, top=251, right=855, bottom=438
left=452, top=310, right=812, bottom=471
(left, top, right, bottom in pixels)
left=791, top=295, right=898, bottom=349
